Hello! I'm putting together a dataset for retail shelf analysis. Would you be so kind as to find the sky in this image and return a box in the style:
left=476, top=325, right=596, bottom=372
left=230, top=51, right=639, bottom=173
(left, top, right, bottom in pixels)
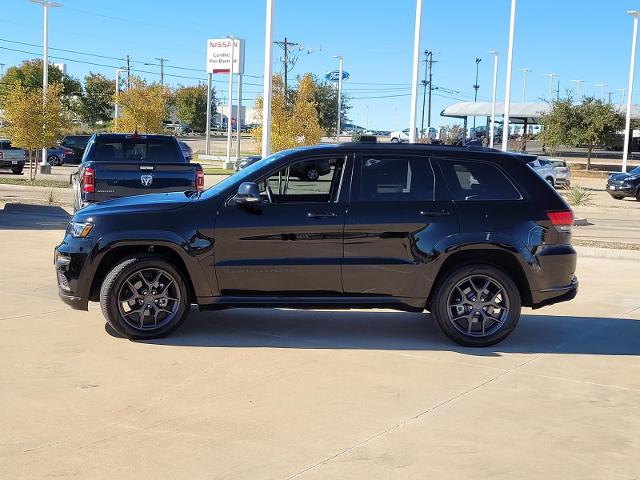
left=2, top=0, right=640, bottom=130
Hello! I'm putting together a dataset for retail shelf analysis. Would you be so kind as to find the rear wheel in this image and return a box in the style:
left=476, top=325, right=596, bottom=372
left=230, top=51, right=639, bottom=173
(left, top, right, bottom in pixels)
left=545, top=177, right=555, bottom=187
left=100, top=256, right=190, bottom=340
left=430, top=264, right=521, bottom=347
left=10, top=166, right=23, bottom=175
left=47, top=154, right=60, bottom=166
left=636, top=189, right=640, bottom=201
left=304, top=166, right=320, bottom=181
left=390, top=137, right=399, bottom=143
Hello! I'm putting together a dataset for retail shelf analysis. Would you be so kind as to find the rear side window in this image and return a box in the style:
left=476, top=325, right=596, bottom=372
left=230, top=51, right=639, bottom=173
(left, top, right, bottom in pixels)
left=88, top=138, right=182, bottom=163
left=439, top=159, right=521, bottom=201
left=356, top=156, right=434, bottom=202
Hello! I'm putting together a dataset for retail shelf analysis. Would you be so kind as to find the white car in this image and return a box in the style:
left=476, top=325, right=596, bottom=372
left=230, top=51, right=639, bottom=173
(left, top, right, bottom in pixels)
left=549, top=158, right=571, bottom=188
left=390, top=128, right=410, bottom=143
left=527, top=157, right=557, bottom=187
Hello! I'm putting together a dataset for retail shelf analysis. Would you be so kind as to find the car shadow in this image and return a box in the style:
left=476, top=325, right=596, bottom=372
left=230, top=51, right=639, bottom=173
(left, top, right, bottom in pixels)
left=117, top=308, right=640, bottom=356
left=0, top=203, right=70, bottom=230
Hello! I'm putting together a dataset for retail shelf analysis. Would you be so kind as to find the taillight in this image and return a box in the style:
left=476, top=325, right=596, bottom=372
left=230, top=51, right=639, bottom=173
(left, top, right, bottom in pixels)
left=82, top=167, right=95, bottom=193
left=196, top=169, right=205, bottom=192
left=546, top=210, right=573, bottom=232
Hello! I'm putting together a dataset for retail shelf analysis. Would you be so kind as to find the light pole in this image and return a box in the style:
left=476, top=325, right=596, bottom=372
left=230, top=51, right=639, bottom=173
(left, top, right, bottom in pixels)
left=543, top=73, right=558, bottom=99
left=472, top=57, right=482, bottom=129
left=408, top=0, right=423, bottom=143
left=30, top=0, right=63, bottom=173
left=334, top=55, right=343, bottom=139
left=114, top=68, right=125, bottom=132
left=226, top=35, right=235, bottom=164
left=0, top=63, right=4, bottom=77
left=571, top=79, right=584, bottom=99
left=623, top=10, right=639, bottom=173
left=618, top=87, right=627, bottom=104
left=595, top=82, right=608, bottom=100
left=519, top=68, right=531, bottom=101
left=261, top=0, right=274, bottom=158
left=502, top=0, right=517, bottom=152
left=489, top=50, right=498, bottom=149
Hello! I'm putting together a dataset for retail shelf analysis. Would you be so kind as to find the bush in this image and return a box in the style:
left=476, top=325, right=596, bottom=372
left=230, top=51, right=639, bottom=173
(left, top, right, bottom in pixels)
left=563, top=185, right=592, bottom=206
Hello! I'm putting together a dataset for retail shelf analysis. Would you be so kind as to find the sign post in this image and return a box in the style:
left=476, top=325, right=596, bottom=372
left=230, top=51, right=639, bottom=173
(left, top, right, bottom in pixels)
left=206, top=37, right=245, bottom=163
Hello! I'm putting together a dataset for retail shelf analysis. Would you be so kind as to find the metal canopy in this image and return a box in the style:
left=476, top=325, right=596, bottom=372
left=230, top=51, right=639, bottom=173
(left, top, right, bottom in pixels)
left=441, top=101, right=640, bottom=124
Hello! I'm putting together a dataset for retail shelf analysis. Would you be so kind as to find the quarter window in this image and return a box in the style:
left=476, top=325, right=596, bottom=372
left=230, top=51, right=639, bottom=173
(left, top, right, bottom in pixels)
left=439, top=159, right=521, bottom=201
left=356, top=156, right=434, bottom=202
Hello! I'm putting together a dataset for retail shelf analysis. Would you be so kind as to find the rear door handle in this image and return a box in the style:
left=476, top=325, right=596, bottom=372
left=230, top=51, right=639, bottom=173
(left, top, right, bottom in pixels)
left=308, top=211, right=338, bottom=219
left=420, top=209, right=451, bottom=217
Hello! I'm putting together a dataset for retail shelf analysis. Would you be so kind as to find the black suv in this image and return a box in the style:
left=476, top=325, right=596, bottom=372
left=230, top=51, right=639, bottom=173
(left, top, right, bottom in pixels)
left=54, top=144, right=578, bottom=347
left=60, top=135, right=92, bottom=164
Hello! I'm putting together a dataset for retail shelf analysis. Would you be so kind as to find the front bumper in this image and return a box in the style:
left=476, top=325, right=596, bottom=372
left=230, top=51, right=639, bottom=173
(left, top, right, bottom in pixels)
left=54, top=240, right=94, bottom=311
left=606, top=184, right=637, bottom=197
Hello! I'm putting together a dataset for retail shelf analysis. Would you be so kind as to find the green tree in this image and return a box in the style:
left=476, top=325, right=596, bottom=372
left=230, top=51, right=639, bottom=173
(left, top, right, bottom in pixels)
left=540, top=97, right=624, bottom=169
left=174, top=85, right=214, bottom=132
left=0, top=59, right=81, bottom=107
left=309, top=75, right=350, bottom=133
left=252, top=75, right=297, bottom=153
left=77, top=72, right=114, bottom=126
left=3, top=82, right=69, bottom=179
left=115, top=77, right=170, bottom=133
left=291, top=74, right=324, bottom=145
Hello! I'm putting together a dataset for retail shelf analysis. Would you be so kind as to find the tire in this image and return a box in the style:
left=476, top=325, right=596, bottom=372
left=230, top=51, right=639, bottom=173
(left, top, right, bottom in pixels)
left=11, top=166, right=23, bottom=175
left=545, top=177, right=555, bottom=187
left=611, top=195, right=624, bottom=200
left=305, top=166, right=320, bottom=181
left=47, top=155, right=60, bottom=166
left=100, top=256, right=190, bottom=340
left=430, top=264, right=522, bottom=347
left=636, top=190, right=640, bottom=202
left=390, top=137, right=399, bottom=143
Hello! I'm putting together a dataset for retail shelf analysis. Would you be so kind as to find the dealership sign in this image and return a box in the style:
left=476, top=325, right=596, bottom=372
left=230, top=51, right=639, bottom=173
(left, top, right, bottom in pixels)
left=325, top=70, right=349, bottom=82
left=207, top=38, right=245, bottom=74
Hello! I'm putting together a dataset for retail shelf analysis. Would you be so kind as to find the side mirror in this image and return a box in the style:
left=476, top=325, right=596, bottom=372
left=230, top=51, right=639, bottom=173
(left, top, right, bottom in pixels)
left=235, top=182, right=261, bottom=205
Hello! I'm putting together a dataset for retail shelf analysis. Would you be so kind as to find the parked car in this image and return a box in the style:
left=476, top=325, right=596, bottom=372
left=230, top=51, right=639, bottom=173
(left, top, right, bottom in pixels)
left=390, top=129, right=410, bottom=143
left=606, top=166, right=640, bottom=201
left=55, top=143, right=578, bottom=347
left=235, top=155, right=262, bottom=171
left=549, top=159, right=571, bottom=188
left=70, top=133, right=204, bottom=212
left=178, top=141, right=193, bottom=162
left=47, top=145, right=75, bottom=166
left=0, top=139, right=26, bottom=174
left=60, top=135, right=92, bottom=164
left=526, top=156, right=557, bottom=187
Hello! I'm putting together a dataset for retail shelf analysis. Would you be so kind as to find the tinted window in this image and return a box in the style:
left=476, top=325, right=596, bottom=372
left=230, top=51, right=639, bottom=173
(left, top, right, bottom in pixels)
left=357, top=156, right=434, bottom=202
left=88, top=138, right=182, bottom=163
left=439, top=159, right=521, bottom=201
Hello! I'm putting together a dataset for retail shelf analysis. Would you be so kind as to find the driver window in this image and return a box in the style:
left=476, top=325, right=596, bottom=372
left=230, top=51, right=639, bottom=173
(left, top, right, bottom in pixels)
left=259, top=157, right=344, bottom=203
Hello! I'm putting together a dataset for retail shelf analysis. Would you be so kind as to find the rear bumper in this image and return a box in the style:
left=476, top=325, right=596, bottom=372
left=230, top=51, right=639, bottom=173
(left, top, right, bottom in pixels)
left=0, top=160, right=25, bottom=168
left=531, top=276, right=578, bottom=309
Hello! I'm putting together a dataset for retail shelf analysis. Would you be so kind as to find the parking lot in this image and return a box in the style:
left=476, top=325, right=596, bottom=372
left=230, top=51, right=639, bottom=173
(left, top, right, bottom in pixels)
left=0, top=204, right=639, bottom=479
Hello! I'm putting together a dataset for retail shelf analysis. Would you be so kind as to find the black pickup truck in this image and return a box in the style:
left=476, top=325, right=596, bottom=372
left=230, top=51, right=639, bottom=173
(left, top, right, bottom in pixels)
left=71, top=133, right=204, bottom=211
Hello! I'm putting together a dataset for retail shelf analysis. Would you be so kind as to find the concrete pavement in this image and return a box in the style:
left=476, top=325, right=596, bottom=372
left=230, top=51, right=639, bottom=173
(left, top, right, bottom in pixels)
left=0, top=205, right=639, bottom=479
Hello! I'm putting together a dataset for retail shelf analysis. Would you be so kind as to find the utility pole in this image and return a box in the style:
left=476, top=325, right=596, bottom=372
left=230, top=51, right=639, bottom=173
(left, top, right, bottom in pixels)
left=126, top=54, right=131, bottom=89
left=274, top=37, right=305, bottom=103
left=557, top=79, right=560, bottom=101
left=155, top=57, right=168, bottom=86
left=544, top=73, right=558, bottom=99
left=473, top=57, right=482, bottom=129
left=595, top=82, right=608, bottom=100
left=571, top=79, right=584, bottom=99
left=0, top=63, right=4, bottom=77
left=618, top=87, right=627, bottom=104
left=420, top=50, right=436, bottom=136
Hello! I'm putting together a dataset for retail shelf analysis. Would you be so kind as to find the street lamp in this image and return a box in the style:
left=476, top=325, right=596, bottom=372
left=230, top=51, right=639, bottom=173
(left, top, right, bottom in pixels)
left=333, top=55, right=343, bottom=138
left=408, top=0, right=423, bottom=143
left=114, top=68, right=125, bottom=132
left=594, top=82, right=608, bottom=100
left=519, top=68, right=531, bottom=101
left=543, top=73, right=559, bottom=99
left=623, top=10, right=639, bottom=173
left=472, top=57, right=482, bottom=129
left=502, top=0, right=517, bottom=152
left=30, top=0, right=63, bottom=173
left=261, top=0, right=275, bottom=158
left=226, top=35, right=236, bottom=164
left=570, top=79, right=584, bottom=99
left=489, top=50, right=499, bottom=149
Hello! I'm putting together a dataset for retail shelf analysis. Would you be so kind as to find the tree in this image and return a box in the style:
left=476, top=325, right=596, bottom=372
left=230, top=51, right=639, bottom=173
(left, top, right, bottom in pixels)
left=540, top=97, right=624, bottom=169
left=174, top=85, right=214, bottom=132
left=115, top=77, right=170, bottom=133
left=252, top=75, right=297, bottom=153
left=309, top=76, right=350, bottom=133
left=442, top=124, right=465, bottom=145
left=291, top=74, right=324, bottom=145
left=3, top=82, right=69, bottom=179
left=76, top=73, right=114, bottom=127
left=0, top=59, right=81, bottom=107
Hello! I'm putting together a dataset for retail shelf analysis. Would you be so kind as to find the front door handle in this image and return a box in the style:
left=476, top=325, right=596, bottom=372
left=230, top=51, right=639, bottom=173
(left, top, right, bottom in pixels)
left=307, top=211, right=338, bottom=219
left=420, top=209, right=451, bottom=217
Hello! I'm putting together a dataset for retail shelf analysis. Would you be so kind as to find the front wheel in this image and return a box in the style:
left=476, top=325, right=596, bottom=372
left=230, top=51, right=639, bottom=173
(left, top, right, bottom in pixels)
left=546, top=177, right=555, bottom=187
left=390, top=137, right=399, bottom=143
left=11, top=166, right=23, bottom=175
left=304, top=166, right=320, bottom=181
left=430, top=264, right=522, bottom=347
left=100, top=256, right=190, bottom=340
left=47, top=155, right=60, bottom=166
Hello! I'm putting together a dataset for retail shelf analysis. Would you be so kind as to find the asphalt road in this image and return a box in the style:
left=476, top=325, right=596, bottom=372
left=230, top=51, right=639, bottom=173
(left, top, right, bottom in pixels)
left=0, top=204, right=639, bottom=479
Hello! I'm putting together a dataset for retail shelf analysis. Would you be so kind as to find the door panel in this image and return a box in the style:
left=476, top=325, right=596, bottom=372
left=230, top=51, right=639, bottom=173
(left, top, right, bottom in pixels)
left=343, top=154, right=459, bottom=299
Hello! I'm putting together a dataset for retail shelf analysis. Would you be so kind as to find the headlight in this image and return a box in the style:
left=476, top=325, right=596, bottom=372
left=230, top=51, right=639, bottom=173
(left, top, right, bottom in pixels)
left=627, top=175, right=640, bottom=181
left=68, top=221, right=94, bottom=238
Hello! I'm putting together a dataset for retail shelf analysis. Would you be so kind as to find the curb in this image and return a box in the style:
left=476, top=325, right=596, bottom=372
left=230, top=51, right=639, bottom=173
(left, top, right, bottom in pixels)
left=575, top=245, right=640, bottom=260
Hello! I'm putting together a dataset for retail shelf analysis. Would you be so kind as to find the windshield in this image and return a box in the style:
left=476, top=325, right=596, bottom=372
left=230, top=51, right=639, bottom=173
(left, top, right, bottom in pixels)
left=200, top=150, right=290, bottom=199
left=629, top=166, right=640, bottom=175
